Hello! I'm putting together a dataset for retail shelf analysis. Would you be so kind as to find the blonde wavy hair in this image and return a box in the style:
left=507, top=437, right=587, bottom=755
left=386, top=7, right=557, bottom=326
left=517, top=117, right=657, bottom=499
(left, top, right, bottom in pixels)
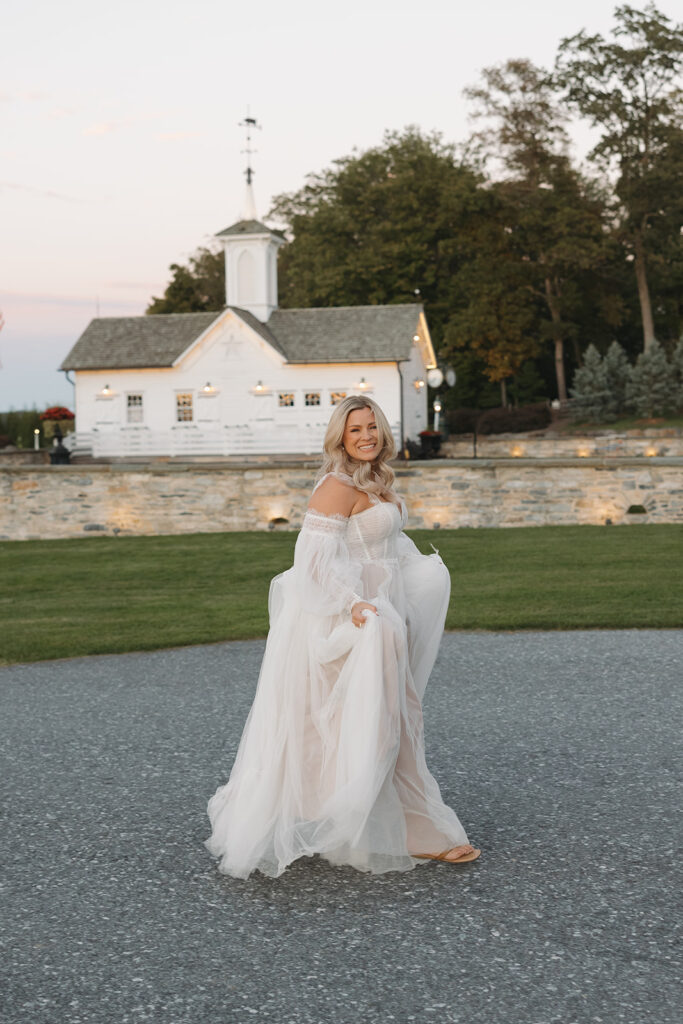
left=317, top=395, right=397, bottom=499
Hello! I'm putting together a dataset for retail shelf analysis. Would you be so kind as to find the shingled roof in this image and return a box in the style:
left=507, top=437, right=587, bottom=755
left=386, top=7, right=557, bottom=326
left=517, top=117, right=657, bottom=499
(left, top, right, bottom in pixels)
left=267, top=304, right=422, bottom=363
left=59, top=312, right=223, bottom=370
left=215, top=219, right=286, bottom=239
left=60, top=303, right=425, bottom=370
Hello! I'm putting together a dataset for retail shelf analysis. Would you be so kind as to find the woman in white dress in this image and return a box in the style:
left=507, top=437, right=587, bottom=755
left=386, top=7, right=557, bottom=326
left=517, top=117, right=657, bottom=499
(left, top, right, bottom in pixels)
left=206, top=396, right=480, bottom=878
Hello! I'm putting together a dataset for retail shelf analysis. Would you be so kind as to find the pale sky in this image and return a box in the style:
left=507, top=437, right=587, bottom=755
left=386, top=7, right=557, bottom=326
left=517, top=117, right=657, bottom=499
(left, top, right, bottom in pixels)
left=0, top=0, right=655, bottom=409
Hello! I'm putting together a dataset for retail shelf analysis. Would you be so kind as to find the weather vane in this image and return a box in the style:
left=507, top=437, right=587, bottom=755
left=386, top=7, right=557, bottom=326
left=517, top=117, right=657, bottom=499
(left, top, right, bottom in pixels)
left=239, top=112, right=261, bottom=185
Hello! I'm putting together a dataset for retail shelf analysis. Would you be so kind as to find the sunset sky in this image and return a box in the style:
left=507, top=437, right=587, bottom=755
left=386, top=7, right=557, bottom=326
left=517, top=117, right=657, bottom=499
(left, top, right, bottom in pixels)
left=1, top=0, right=645, bottom=409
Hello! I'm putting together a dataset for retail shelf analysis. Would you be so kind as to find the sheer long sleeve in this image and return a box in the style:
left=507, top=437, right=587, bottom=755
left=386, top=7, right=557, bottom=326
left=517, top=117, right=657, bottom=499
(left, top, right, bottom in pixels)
left=396, top=529, right=423, bottom=566
left=293, top=510, right=364, bottom=617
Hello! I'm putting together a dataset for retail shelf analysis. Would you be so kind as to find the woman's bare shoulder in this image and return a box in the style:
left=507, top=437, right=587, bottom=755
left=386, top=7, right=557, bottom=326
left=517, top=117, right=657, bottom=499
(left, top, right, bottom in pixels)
left=308, top=474, right=358, bottom=517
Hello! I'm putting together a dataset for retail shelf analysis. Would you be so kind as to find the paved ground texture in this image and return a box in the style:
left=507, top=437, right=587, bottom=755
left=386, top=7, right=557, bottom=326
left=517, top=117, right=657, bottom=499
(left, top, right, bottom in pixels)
left=1, top=631, right=681, bottom=1024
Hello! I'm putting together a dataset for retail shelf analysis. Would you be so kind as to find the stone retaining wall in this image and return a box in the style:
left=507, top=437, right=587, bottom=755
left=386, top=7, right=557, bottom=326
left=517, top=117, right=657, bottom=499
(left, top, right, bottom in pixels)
left=441, top=432, right=683, bottom=459
left=2, top=459, right=682, bottom=540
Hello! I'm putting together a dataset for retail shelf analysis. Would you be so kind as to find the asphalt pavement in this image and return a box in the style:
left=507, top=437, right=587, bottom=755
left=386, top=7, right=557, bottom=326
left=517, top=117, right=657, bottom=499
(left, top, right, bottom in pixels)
left=1, top=630, right=681, bottom=1024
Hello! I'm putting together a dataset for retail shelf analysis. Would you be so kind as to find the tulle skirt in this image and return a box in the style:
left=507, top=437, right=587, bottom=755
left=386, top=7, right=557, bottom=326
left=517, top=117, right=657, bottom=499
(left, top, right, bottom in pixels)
left=205, top=553, right=469, bottom=878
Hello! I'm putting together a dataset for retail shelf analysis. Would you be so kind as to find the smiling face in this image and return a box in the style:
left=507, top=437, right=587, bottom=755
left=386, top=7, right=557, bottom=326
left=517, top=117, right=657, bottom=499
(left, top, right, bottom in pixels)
left=342, top=406, right=380, bottom=463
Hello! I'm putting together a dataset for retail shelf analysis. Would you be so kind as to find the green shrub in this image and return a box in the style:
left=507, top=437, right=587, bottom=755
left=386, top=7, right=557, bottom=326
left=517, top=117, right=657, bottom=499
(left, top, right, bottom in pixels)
left=476, top=403, right=551, bottom=435
left=446, top=408, right=480, bottom=434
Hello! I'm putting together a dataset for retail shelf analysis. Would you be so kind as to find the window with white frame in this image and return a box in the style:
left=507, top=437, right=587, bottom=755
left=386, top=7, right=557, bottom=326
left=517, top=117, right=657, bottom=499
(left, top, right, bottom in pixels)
left=176, top=392, right=193, bottom=422
left=330, top=391, right=347, bottom=406
left=304, top=391, right=321, bottom=407
left=278, top=392, right=295, bottom=407
left=126, top=393, right=143, bottom=423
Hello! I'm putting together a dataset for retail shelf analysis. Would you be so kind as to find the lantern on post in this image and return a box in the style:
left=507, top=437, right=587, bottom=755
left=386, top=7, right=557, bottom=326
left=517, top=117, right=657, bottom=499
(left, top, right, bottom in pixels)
left=433, top=398, right=442, bottom=433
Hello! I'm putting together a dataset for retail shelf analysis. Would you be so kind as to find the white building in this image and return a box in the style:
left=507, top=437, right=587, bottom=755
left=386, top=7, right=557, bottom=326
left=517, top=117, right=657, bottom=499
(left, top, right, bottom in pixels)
left=61, top=212, right=437, bottom=458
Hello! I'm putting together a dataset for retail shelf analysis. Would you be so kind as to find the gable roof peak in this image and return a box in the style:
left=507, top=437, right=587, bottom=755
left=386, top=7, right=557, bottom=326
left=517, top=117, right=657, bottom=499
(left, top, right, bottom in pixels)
left=215, top=218, right=285, bottom=239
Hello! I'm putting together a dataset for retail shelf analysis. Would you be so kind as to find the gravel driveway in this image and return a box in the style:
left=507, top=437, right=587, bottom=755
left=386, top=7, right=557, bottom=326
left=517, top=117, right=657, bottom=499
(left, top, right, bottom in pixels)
left=1, top=631, right=681, bottom=1024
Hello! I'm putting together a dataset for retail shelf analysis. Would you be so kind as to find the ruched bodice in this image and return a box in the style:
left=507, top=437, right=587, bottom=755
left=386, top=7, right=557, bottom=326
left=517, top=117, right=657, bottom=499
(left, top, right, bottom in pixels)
left=346, top=500, right=404, bottom=564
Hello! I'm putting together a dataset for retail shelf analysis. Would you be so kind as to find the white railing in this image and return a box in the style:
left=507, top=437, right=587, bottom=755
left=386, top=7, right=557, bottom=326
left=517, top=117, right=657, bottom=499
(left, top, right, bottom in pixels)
left=70, top=420, right=402, bottom=459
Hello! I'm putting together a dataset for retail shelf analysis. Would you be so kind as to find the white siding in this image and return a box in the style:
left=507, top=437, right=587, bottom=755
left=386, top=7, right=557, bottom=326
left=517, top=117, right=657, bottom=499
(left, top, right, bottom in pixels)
left=400, top=341, right=429, bottom=441
left=73, top=310, right=404, bottom=457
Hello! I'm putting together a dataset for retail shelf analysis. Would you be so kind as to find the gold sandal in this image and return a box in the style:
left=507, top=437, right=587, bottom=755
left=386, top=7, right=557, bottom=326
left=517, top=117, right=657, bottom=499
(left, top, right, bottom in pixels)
left=413, top=844, right=481, bottom=863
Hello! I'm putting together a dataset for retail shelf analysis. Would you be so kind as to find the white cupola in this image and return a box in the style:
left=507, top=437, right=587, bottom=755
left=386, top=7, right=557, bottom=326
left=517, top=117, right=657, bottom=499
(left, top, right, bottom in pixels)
left=215, top=208, right=285, bottom=323
left=215, top=116, right=285, bottom=325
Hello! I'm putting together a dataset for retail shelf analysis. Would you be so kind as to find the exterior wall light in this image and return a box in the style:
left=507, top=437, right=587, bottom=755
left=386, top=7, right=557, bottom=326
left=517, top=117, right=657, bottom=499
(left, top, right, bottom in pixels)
left=251, top=380, right=271, bottom=395
left=97, top=384, right=116, bottom=399
left=353, top=378, right=374, bottom=393
left=645, top=446, right=659, bottom=457
left=413, top=378, right=426, bottom=390
left=510, top=444, right=524, bottom=457
left=268, top=516, right=290, bottom=530
left=413, top=334, right=420, bottom=342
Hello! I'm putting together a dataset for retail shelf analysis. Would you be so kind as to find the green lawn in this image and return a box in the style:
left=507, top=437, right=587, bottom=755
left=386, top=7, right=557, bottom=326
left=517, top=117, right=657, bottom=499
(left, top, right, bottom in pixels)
left=1, top=525, right=681, bottom=665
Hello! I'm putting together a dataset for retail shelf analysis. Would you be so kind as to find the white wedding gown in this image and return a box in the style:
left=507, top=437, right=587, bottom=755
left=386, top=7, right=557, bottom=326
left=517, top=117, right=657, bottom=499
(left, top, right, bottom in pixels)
left=205, top=473, right=470, bottom=878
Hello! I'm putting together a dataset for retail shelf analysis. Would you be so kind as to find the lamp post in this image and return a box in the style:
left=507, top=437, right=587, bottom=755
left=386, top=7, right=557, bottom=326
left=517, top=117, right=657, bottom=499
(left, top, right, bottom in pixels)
left=33, top=428, right=40, bottom=450
left=433, top=398, right=442, bottom=433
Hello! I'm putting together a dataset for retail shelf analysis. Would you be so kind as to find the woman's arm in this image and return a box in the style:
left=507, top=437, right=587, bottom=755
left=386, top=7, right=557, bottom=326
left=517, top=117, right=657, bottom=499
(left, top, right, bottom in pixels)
left=301, top=476, right=378, bottom=626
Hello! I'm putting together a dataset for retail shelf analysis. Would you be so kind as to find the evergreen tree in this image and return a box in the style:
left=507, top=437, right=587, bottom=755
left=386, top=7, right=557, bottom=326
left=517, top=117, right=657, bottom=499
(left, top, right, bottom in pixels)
left=603, top=340, right=633, bottom=415
left=626, top=340, right=676, bottom=417
left=509, top=361, right=548, bottom=407
left=671, top=337, right=683, bottom=411
left=570, top=344, right=613, bottom=422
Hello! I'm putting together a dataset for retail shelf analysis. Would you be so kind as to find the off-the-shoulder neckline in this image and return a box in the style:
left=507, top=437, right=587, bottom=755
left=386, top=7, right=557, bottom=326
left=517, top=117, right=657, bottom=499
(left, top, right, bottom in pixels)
left=305, top=500, right=403, bottom=523
left=315, top=471, right=401, bottom=507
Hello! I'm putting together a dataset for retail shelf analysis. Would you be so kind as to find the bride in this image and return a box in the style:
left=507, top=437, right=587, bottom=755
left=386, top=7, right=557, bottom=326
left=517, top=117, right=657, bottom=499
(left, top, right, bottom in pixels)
left=205, top=396, right=480, bottom=878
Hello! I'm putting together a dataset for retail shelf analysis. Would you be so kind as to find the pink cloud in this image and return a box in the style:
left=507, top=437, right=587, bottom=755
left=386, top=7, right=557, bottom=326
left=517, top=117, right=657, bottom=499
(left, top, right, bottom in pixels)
left=0, top=181, right=85, bottom=203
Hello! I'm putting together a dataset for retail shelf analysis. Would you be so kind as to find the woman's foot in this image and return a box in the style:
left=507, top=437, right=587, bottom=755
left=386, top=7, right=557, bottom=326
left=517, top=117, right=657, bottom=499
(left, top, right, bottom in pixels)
left=413, top=844, right=481, bottom=863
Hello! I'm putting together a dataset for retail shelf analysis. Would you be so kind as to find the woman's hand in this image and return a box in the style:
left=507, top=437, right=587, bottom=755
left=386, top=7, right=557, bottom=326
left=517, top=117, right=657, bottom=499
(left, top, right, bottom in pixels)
left=351, top=601, right=378, bottom=628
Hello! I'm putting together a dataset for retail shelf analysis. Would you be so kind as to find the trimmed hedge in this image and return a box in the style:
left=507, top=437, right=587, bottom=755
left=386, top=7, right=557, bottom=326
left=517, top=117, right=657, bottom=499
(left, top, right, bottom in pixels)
left=447, top=404, right=551, bottom=436
left=446, top=408, right=480, bottom=434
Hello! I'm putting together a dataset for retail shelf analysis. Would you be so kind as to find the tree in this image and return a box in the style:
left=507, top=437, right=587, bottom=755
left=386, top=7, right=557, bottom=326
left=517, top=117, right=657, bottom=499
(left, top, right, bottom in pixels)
left=626, top=339, right=676, bottom=417
left=555, top=3, right=683, bottom=351
left=147, top=246, right=224, bottom=314
left=462, top=59, right=613, bottom=403
left=0, top=408, right=42, bottom=448
left=603, top=340, right=633, bottom=416
left=508, top=361, right=549, bottom=408
left=442, top=187, right=541, bottom=406
left=441, top=350, right=501, bottom=411
left=269, top=128, right=483, bottom=347
left=670, top=337, right=683, bottom=411
left=570, top=345, right=614, bottom=422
